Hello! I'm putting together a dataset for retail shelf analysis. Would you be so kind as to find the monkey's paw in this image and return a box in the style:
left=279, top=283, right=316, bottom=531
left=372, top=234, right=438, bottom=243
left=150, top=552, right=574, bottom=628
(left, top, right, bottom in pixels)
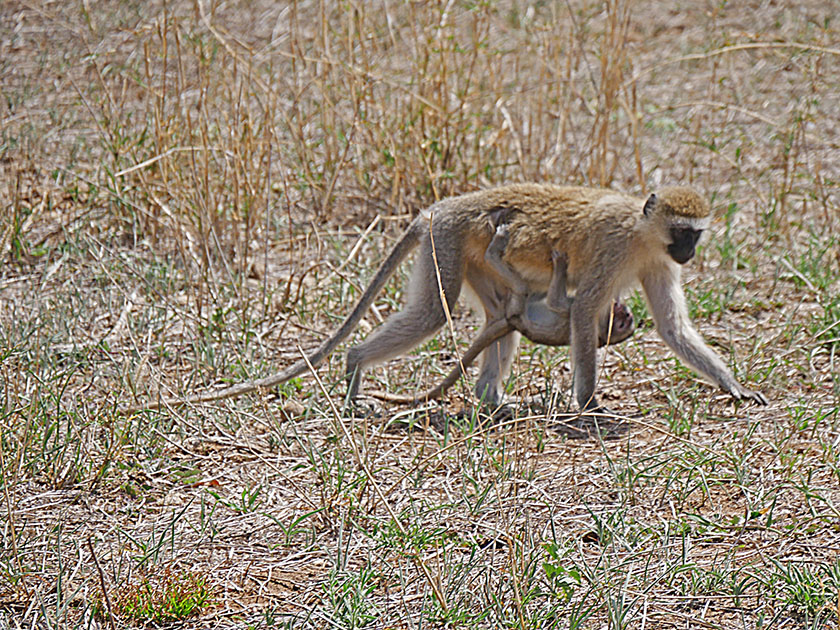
left=550, top=250, right=568, bottom=266
left=345, top=397, right=384, bottom=418
left=730, top=385, right=768, bottom=406
left=494, top=223, right=512, bottom=238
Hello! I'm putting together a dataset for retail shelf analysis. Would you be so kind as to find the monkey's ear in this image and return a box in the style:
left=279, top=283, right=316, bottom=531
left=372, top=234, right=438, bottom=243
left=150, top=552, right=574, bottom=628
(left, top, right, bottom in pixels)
left=643, top=194, right=657, bottom=217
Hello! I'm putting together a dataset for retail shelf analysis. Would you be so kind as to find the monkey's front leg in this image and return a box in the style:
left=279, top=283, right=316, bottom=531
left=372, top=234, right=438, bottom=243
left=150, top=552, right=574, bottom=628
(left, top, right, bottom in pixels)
left=641, top=267, right=768, bottom=406
left=570, top=295, right=611, bottom=414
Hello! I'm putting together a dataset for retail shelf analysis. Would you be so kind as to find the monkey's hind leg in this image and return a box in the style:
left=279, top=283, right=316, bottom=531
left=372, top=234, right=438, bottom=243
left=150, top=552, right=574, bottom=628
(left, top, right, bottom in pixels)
left=369, top=318, right=513, bottom=404
left=345, top=236, right=465, bottom=400
left=473, top=329, right=520, bottom=407
left=462, top=267, right=521, bottom=408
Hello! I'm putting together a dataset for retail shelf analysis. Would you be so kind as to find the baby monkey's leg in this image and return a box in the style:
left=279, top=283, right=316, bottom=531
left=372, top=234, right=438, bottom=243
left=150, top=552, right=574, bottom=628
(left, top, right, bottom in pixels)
left=484, top=223, right=528, bottom=318
left=545, top=250, right=571, bottom=312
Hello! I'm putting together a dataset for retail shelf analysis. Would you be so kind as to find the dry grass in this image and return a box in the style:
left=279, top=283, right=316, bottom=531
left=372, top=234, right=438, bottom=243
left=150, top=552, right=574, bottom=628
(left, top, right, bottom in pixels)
left=1, top=0, right=839, bottom=628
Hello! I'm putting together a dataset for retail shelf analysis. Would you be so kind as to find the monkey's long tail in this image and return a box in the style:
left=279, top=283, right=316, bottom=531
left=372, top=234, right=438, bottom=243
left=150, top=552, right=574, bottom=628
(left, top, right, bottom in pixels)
left=123, top=219, right=425, bottom=414
left=370, top=318, right=512, bottom=404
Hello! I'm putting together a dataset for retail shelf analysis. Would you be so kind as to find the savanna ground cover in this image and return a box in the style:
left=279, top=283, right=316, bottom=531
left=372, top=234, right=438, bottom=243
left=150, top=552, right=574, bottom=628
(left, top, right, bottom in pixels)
left=1, top=0, right=839, bottom=628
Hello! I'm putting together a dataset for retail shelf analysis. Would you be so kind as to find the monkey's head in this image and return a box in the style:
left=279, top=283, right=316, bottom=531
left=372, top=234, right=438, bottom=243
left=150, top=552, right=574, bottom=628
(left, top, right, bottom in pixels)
left=643, top=186, right=710, bottom=265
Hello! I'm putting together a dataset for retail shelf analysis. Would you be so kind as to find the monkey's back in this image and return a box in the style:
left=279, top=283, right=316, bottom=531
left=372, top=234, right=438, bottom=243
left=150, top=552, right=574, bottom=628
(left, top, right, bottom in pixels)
left=473, top=184, right=643, bottom=284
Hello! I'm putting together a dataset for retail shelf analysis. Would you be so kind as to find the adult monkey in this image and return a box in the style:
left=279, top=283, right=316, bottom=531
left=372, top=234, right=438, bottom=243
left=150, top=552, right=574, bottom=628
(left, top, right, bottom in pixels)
left=124, top=184, right=767, bottom=413
left=347, top=184, right=766, bottom=411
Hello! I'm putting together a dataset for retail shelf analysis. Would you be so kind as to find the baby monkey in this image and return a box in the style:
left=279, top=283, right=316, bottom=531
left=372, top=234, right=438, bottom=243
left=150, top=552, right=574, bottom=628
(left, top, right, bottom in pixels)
left=374, top=223, right=635, bottom=404
left=487, top=224, right=634, bottom=347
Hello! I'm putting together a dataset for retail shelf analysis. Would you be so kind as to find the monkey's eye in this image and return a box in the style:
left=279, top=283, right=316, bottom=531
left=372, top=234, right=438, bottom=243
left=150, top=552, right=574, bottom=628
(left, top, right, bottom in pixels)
left=667, top=227, right=702, bottom=264
left=670, top=226, right=702, bottom=243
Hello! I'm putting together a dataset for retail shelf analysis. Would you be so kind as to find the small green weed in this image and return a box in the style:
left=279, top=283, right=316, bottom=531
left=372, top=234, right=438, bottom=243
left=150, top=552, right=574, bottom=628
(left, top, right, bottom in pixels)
left=765, top=559, right=840, bottom=621
left=542, top=543, right=581, bottom=602
left=322, top=564, right=382, bottom=629
left=96, top=567, right=213, bottom=623
left=625, top=292, right=651, bottom=329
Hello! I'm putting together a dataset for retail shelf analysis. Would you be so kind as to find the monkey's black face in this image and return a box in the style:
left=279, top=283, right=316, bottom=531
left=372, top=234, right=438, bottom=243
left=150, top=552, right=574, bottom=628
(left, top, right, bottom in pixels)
left=667, top=226, right=702, bottom=264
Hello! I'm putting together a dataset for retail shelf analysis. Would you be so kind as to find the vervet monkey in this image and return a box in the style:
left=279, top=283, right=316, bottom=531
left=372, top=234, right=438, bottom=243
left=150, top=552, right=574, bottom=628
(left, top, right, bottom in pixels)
left=125, top=184, right=767, bottom=414
left=373, top=224, right=635, bottom=404
left=348, top=184, right=766, bottom=411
